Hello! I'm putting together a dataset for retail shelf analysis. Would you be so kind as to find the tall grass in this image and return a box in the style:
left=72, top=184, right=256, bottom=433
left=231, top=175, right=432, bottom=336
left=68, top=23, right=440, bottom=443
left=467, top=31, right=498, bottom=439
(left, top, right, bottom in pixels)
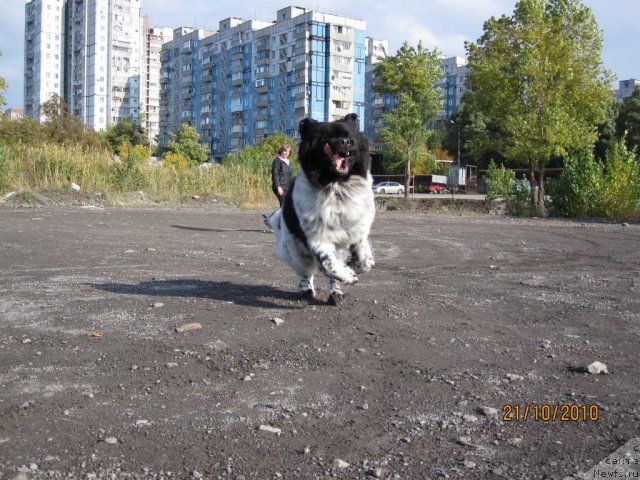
left=0, top=143, right=275, bottom=208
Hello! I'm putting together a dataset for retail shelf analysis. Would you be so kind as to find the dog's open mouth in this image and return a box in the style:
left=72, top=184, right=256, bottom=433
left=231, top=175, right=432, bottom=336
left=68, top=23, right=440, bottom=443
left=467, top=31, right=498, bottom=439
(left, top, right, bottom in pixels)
left=323, top=142, right=351, bottom=174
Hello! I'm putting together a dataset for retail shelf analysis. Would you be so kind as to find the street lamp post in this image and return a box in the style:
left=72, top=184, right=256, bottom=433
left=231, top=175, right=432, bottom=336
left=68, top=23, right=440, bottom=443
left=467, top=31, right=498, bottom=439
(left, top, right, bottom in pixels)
left=450, top=119, right=461, bottom=166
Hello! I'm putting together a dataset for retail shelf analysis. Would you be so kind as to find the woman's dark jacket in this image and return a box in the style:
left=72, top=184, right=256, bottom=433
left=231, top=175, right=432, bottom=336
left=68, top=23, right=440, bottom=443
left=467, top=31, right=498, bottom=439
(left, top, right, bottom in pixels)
left=271, top=158, right=293, bottom=195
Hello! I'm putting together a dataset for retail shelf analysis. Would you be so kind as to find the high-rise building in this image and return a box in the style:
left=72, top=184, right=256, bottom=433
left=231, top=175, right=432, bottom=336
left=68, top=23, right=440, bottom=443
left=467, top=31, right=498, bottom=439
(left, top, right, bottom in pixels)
left=64, top=0, right=143, bottom=132
left=439, top=56, right=469, bottom=121
left=142, top=20, right=173, bottom=144
left=158, top=26, right=217, bottom=150
left=364, top=37, right=389, bottom=151
left=615, top=79, right=640, bottom=102
left=24, top=0, right=166, bottom=144
left=24, top=0, right=66, bottom=121
left=159, top=7, right=368, bottom=160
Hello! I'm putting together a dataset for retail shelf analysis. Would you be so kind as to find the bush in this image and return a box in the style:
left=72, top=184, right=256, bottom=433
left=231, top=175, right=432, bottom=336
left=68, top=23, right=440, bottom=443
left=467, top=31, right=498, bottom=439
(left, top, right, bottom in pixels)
left=598, top=140, right=640, bottom=219
left=484, top=160, right=535, bottom=216
left=547, top=142, right=640, bottom=220
left=163, top=152, right=189, bottom=171
left=485, top=160, right=515, bottom=200
left=166, top=124, right=209, bottom=166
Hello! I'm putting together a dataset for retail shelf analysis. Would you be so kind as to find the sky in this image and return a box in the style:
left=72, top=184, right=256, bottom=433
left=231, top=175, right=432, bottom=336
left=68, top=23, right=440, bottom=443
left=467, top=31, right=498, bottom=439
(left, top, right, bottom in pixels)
left=1, top=0, right=639, bottom=110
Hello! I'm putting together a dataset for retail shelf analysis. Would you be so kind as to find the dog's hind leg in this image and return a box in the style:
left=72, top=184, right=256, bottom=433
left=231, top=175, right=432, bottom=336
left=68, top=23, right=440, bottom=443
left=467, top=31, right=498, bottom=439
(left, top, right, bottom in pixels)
left=326, top=277, right=345, bottom=306
left=298, top=274, right=316, bottom=299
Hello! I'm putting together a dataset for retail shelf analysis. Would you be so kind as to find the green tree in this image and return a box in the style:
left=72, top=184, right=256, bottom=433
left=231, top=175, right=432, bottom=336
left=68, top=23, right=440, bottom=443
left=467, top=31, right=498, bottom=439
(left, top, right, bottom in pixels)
left=222, top=132, right=297, bottom=175
left=166, top=123, right=209, bottom=166
left=374, top=41, right=443, bottom=198
left=615, top=85, right=640, bottom=157
left=594, top=98, right=620, bottom=162
left=464, top=0, right=613, bottom=213
left=103, top=116, right=149, bottom=153
left=40, top=94, right=105, bottom=150
left=0, top=51, right=7, bottom=108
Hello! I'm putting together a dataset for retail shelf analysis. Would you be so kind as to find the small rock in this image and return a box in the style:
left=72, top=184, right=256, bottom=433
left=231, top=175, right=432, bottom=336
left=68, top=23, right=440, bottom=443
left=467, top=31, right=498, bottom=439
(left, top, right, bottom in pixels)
left=462, top=414, right=478, bottom=423
left=368, top=467, right=385, bottom=478
left=505, top=373, right=524, bottom=381
left=478, top=406, right=498, bottom=416
left=165, top=362, right=178, bottom=368
left=192, top=195, right=200, bottom=200
left=462, top=460, right=476, bottom=469
left=333, top=458, right=350, bottom=469
left=271, top=317, right=285, bottom=326
left=104, top=437, right=119, bottom=445
left=258, top=425, right=282, bottom=435
left=587, top=361, right=608, bottom=374
left=71, top=183, right=81, bottom=191
left=622, top=222, right=629, bottom=227
left=208, top=340, right=228, bottom=352
left=175, top=322, right=202, bottom=333
left=152, top=302, right=164, bottom=308
left=146, top=247, right=157, bottom=252
left=456, top=436, right=480, bottom=449
left=22, top=338, right=32, bottom=344
left=11, top=474, right=29, bottom=480
left=507, top=436, right=523, bottom=446
left=243, top=375, right=252, bottom=382
left=135, top=420, right=149, bottom=426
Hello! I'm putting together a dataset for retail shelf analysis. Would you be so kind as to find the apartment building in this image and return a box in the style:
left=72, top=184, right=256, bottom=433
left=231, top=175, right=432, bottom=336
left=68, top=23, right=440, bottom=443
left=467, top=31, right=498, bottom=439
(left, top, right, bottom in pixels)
left=439, top=56, right=469, bottom=121
left=615, top=78, right=640, bottom=102
left=364, top=37, right=390, bottom=151
left=24, top=0, right=166, bottom=144
left=24, top=0, right=66, bottom=121
left=63, top=0, right=144, bottom=132
left=158, top=26, right=217, bottom=149
left=142, top=20, right=173, bottom=144
left=158, top=6, right=368, bottom=160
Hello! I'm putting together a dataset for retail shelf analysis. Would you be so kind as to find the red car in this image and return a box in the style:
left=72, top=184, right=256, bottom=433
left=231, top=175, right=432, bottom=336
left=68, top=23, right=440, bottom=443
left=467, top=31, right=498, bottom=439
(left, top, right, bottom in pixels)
left=428, top=184, right=448, bottom=194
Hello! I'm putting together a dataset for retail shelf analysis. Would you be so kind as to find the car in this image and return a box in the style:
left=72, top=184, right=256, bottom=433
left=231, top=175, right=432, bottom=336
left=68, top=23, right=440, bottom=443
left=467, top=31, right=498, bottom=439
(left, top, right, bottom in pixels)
left=427, top=184, right=449, bottom=194
left=372, top=181, right=405, bottom=194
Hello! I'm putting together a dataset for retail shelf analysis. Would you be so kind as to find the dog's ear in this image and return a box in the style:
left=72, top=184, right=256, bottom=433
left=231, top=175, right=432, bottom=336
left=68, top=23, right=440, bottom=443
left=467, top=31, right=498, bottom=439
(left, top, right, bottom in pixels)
left=299, top=118, right=317, bottom=139
left=342, top=113, right=359, bottom=128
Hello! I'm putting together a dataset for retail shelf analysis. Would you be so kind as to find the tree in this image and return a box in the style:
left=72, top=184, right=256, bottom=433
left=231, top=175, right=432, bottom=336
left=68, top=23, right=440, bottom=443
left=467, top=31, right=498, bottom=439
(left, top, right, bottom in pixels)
left=166, top=123, right=209, bottom=166
left=594, top=98, right=619, bottom=162
left=40, top=94, right=105, bottom=149
left=0, top=51, right=7, bottom=108
left=464, top=0, right=613, bottom=213
left=103, top=116, right=149, bottom=153
left=373, top=41, right=443, bottom=198
left=615, top=85, right=640, bottom=158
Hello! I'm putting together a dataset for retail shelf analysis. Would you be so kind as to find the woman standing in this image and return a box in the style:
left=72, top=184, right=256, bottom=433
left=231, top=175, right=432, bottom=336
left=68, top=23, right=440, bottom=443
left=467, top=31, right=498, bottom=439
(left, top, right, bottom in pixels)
left=271, top=144, right=293, bottom=207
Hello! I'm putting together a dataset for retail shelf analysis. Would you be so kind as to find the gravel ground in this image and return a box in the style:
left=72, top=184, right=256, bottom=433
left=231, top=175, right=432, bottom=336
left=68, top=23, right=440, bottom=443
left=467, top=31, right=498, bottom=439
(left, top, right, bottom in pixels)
left=0, top=204, right=638, bottom=480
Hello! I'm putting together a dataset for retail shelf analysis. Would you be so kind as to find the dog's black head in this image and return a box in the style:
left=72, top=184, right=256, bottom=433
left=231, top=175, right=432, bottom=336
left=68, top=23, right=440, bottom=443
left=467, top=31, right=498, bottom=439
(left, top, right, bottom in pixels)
left=298, top=113, right=370, bottom=187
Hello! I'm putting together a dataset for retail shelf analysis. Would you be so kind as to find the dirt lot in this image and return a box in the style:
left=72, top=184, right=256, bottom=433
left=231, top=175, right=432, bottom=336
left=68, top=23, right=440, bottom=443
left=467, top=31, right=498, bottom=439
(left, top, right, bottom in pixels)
left=0, top=203, right=638, bottom=480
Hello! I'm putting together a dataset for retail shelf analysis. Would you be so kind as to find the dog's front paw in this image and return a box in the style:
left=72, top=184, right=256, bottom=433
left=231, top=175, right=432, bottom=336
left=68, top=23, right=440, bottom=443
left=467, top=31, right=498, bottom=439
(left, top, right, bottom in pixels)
left=330, top=264, right=357, bottom=285
left=349, top=256, right=375, bottom=274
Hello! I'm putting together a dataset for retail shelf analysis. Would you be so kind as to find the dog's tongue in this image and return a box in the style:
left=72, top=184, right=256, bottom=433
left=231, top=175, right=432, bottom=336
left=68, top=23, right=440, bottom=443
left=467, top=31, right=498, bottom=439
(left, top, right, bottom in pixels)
left=323, top=143, right=348, bottom=173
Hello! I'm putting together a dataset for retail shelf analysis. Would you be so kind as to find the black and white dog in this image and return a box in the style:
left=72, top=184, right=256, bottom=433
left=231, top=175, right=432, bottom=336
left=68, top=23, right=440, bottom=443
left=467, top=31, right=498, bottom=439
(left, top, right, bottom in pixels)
left=265, top=113, right=375, bottom=305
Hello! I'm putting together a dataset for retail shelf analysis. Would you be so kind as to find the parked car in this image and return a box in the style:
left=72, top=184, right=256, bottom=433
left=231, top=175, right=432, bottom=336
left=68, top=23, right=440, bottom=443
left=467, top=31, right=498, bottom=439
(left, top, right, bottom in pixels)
left=372, top=181, right=405, bottom=194
left=427, top=184, right=449, bottom=194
